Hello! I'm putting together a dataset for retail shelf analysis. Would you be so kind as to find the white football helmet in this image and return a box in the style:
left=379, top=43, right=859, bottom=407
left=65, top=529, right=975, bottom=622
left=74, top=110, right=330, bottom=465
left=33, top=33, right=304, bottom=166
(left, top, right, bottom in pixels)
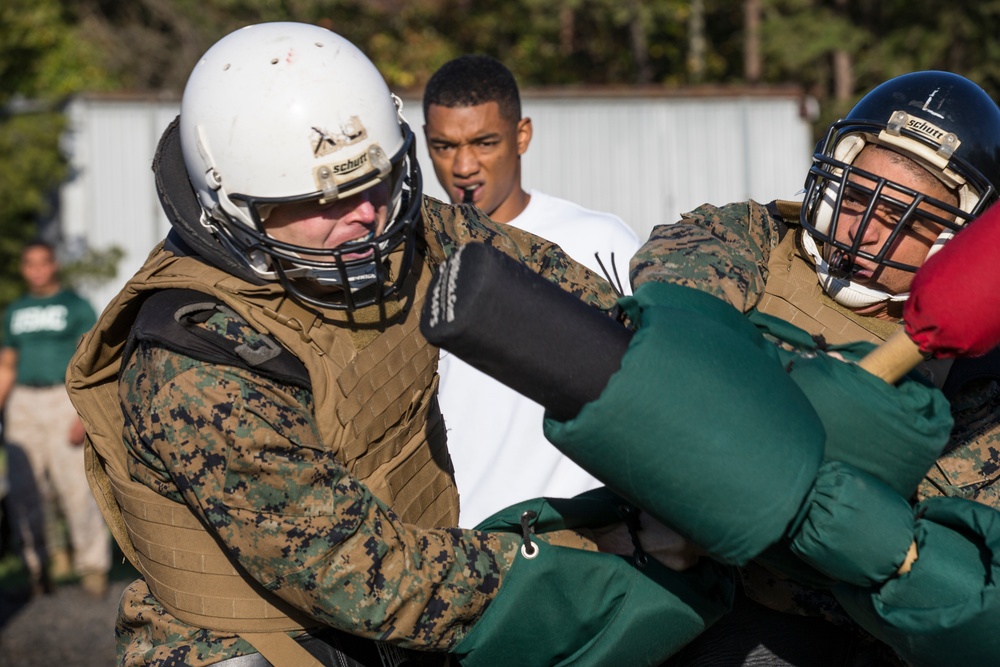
left=179, top=22, right=421, bottom=310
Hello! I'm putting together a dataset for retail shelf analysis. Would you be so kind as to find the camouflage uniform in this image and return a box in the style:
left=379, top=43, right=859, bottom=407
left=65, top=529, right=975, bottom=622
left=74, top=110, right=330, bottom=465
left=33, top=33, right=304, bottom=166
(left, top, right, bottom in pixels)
left=633, top=200, right=1000, bottom=664
left=69, top=197, right=620, bottom=667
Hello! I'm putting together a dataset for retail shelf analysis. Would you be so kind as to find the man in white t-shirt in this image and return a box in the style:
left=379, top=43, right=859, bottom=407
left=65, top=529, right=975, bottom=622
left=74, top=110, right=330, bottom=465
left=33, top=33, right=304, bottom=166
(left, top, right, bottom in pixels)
left=423, top=55, right=640, bottom=526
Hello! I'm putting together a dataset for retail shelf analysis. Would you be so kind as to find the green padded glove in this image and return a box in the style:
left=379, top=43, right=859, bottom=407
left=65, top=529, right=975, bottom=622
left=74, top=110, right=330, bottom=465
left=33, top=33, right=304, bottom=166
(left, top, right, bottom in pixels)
left=750, top=310, right=953, bottom=500
left=834, top=496, right=1000, bottom=667
left=544, top=283, right=825, bottom=566
left=787, top=461, right=915, bottom=587
left=455, top=492, right=735, bottom=667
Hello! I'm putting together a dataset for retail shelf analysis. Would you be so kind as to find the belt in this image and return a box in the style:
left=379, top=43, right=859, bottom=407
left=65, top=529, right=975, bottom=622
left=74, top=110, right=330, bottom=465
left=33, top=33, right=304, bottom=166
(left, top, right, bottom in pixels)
left=211, top=630, right=449, bottom=667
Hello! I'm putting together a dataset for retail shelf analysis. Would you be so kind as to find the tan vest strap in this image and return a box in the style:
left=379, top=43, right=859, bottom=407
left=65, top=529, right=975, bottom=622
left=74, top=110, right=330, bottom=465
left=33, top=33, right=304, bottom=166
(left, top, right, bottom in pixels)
left=238, top=632, right=324, bottom=667
left=376, top=405, right=455, bottom=528
left=111, top=474, right=316, bottom=633
left=772, top=199, right=804, bottom=222
left=85, top=440, right=137, bottom=568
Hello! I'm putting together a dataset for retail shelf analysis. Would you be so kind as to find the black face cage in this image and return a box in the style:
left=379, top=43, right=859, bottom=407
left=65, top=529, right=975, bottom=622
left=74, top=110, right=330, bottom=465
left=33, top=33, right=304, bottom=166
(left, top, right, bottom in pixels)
left=225, top=127, right=423, bottom=311
left=801, top=121, right=995, bottom=279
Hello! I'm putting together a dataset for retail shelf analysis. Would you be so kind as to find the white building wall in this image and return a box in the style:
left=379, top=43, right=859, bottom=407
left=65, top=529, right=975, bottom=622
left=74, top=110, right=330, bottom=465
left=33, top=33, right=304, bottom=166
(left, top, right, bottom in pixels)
left=403, top=92, right=812, bottom=240
left=59, top=91, right=812, bottom=310
left=61, top=97, right=177, bottom=310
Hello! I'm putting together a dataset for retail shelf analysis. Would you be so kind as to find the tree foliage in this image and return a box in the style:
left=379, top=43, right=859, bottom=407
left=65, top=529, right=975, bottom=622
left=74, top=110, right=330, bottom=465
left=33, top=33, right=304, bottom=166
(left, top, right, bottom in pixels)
left=2, top=0, right=1000, bottom=303
left=47, top=0, right=1000, bottom=109
left=0, top=0, right=117, bottom=307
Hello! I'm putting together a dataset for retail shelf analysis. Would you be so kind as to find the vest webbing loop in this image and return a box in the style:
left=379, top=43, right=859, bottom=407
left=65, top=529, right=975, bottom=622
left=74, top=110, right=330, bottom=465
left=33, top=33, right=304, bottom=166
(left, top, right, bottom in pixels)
left=111, top=473, right=316, bottom=632
left=112, top=473, right=324, bottom=666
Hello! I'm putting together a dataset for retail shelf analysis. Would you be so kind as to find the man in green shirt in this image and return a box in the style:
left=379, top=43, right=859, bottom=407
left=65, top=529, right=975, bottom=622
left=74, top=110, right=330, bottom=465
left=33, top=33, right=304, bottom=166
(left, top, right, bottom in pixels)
left=0, top=240, right=110, bottom=597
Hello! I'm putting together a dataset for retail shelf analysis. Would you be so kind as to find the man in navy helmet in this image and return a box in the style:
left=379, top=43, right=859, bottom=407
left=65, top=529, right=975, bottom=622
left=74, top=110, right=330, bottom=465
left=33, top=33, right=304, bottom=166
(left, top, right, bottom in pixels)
left=632, top=71, right=1000, bottom=665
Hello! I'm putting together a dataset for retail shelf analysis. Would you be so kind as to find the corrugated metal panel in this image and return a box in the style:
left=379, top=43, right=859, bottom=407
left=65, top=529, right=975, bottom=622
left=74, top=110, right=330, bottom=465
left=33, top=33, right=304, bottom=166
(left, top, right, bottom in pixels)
left=61, top=97, right=179, bottom=309
left=401, top=93, right=811, bottom=240
left=59, top=92, right=812, bottom=309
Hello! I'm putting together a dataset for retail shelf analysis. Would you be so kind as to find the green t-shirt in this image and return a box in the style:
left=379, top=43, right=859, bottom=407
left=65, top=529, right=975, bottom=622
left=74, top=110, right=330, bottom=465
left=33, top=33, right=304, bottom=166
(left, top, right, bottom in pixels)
left=2, top=288, right=96, bottom=386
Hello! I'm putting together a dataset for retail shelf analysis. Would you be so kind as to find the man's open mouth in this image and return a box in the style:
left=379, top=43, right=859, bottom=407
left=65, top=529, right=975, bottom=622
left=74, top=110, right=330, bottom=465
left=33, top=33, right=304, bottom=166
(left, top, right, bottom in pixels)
left=829, top=250, right=871, bottom=279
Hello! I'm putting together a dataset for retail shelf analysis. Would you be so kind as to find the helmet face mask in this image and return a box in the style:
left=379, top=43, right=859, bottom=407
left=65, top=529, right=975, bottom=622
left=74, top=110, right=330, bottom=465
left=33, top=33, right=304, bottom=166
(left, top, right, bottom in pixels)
left=800, top=71, right=1000, bottom=309
left=206, top=130, right=421, bottom=310
left=179, top=22, right=423, bottom=311
left=805, top=130, right=972, bottom=276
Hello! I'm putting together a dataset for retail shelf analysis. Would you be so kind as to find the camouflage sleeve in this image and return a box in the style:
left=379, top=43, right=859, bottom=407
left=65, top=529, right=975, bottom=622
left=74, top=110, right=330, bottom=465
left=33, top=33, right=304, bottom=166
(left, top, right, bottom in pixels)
left=121, top=325, right=521, bottom=651
left=629, top=200, right=784, bottom=314
left=918, top=379, right=1000, bottom=509
left=418, top=196, right=621, bottom=311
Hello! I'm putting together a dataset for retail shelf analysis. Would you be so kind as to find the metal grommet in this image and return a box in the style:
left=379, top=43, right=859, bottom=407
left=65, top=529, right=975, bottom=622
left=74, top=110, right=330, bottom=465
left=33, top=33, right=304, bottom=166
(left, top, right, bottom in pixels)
left=519, top=510, right=539, bottom=559
left=521, top=540, right=539, bottom=560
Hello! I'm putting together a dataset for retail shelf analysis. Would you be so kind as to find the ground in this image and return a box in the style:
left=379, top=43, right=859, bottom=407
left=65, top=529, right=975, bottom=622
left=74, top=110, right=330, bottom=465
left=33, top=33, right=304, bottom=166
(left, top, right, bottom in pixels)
left=0, top=531, right=136, bottom=666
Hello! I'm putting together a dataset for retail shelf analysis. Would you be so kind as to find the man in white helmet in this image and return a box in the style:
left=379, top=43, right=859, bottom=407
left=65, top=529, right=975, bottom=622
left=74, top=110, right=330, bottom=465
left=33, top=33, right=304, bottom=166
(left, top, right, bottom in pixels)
left=631, top=71, right=1000, bottom=665
left=65, top=22, right=714, bottom=667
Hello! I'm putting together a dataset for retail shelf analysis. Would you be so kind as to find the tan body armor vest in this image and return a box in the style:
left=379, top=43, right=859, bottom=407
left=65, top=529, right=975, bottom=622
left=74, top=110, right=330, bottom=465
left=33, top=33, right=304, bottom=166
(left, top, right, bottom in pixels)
left=67, top=244, right=458, bottom=664
left=756, top=226, right=952, bottom=387
left=756, top=232, right=898, bottom=346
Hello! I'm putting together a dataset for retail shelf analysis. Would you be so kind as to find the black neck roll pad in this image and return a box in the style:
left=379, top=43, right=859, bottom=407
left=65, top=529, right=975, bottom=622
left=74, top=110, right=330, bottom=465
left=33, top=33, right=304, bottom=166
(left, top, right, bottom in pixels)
left=420, top=242, right=633, bottom=421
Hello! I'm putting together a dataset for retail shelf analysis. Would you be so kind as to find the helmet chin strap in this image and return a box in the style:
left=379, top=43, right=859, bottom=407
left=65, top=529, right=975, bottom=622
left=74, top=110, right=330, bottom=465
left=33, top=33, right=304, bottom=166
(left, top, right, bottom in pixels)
left=282, top=260, right=378, bottom=289
left=801, top=231, right=909, bottom=309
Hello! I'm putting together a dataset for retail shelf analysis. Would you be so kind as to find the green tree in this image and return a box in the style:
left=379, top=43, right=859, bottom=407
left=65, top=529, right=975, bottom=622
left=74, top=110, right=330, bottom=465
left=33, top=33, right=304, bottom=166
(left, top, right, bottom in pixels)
left=0, top=0, right=116, bottom=307
left=757, top=0, right=1000, bottom=134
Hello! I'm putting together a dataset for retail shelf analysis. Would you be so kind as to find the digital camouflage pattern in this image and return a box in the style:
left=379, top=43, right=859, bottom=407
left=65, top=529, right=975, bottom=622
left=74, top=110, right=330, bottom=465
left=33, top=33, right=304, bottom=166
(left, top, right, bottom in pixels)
left=421, top=197, right=623, bottom=306
left=108, top=196, right=620, bottom=666
left=630, top=199, right=1000, bottom=637
left=116, top=323, right=519, bottom=665
left=921, top=380, right=1000, bottom=506
left=630, top=201, right=783, bottom=315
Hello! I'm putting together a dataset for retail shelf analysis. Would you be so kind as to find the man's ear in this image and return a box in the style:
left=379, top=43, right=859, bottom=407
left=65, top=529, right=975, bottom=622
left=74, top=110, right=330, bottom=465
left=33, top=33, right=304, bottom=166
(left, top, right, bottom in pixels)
left=516, top=117, right=533, bottom=156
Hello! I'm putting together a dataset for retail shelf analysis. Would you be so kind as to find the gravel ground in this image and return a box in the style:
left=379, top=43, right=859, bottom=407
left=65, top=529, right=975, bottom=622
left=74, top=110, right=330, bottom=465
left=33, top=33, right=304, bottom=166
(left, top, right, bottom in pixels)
left=0, top=575, right=131, bottom=667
